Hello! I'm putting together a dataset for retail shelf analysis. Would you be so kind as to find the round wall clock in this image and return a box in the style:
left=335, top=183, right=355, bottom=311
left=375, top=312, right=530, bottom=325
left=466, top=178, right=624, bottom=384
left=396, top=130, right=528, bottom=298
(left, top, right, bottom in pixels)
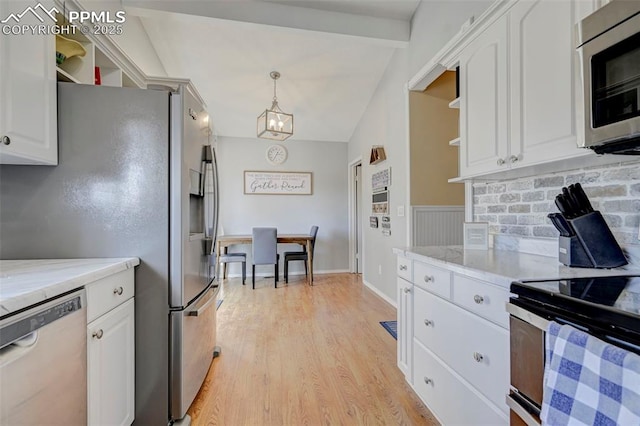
left=266, top=144, right=288, bottom=165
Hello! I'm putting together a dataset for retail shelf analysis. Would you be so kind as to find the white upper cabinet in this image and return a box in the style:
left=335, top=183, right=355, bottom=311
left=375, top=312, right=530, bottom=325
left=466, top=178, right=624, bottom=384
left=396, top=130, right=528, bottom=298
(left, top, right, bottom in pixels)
left=459, top=14, right=509, bottom=176
left=509, top=0, right=598, bottom=167
left=0, top=0, right=57, bottom=165
left=455, top=0, right=600, bottom=179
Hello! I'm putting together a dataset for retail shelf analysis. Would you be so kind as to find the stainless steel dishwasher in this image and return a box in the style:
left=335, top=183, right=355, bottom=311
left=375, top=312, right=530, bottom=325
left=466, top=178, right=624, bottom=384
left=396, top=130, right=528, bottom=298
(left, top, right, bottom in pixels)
left=0, top=289, right=87, bottom=425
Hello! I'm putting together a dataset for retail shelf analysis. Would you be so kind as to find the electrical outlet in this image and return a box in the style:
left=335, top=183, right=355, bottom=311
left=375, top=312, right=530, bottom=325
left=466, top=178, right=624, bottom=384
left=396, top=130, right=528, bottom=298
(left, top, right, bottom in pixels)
left=378, top=264, right=382, bottom=275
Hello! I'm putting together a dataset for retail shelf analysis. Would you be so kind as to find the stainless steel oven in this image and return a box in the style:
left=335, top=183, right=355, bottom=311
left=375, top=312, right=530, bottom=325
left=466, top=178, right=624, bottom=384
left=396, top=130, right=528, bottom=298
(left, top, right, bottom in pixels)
left=576, top=0, right=640, bottom=154
left=507, top=276, right=640, bottom=426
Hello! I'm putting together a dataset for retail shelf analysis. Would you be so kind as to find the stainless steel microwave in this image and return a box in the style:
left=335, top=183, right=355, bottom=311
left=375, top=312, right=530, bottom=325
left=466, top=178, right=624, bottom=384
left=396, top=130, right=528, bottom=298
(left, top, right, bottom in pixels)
left=576, top=0, right=640, bottom=155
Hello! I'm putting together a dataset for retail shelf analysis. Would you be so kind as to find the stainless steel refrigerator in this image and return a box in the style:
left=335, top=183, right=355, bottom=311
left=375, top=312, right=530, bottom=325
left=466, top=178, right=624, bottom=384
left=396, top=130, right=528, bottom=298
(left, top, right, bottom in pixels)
left=0, top=82, right=220, bottom=425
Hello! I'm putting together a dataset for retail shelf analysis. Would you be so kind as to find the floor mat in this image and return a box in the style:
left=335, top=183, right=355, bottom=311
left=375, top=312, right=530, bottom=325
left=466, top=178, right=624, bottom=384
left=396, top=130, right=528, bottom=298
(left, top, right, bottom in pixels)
left=380, top=321, right=397, bottom=340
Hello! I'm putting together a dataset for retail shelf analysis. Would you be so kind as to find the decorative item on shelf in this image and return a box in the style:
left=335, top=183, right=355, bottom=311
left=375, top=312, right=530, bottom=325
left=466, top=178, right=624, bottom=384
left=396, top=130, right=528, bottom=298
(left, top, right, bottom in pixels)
left=369, top=146, right=386, bottom=165
left=257, top=71, right=294, bottom=141
left=94, top=67, right=101, bottom=85
left=463, top=222, right=489, bottom=250
left=55, top=35, right=86, bottom=65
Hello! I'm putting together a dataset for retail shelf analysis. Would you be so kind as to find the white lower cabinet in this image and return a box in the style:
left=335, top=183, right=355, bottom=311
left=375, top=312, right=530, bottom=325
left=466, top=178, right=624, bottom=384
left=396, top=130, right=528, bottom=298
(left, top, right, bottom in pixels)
left=397, top=255, right=509, bottom=425
left=413, top=340, right=507, bottom=426
left=86, top=270, right=135, bottom=426
left=397, top=276, right=413, bottom=378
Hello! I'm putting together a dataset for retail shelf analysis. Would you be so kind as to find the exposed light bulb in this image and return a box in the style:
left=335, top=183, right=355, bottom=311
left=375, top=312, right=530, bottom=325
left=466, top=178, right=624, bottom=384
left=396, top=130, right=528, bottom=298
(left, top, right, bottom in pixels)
left=278, top=121, right=284, bottom=130
left=269, top=119, right=276, bottom=130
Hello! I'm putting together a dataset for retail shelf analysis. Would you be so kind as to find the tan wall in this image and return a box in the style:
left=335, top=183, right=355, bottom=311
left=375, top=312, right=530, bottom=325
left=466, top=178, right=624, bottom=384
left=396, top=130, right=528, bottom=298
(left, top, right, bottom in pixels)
left=410, top=71, right=464, bottom=206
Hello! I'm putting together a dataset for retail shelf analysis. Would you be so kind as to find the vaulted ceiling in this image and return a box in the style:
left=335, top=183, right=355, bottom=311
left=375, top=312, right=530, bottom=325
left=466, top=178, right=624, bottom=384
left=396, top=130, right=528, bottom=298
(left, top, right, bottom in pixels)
left=123, top=1, right=420, bottom=142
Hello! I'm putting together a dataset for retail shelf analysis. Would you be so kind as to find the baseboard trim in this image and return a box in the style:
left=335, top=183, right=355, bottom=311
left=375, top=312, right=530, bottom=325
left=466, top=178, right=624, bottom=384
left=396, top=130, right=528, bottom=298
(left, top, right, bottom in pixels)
left=362, top=279, right=396, bottom=308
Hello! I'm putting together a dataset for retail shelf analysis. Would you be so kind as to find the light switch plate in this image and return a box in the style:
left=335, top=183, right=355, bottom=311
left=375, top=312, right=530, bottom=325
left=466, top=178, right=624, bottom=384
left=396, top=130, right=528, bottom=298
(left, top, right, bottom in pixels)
left=397, top=205, right=404, bottom=217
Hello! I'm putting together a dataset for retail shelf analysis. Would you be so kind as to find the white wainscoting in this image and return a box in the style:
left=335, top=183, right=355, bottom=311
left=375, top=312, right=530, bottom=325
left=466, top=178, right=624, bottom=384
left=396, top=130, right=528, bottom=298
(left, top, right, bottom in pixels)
left=412, top=206, right=465, bottom=246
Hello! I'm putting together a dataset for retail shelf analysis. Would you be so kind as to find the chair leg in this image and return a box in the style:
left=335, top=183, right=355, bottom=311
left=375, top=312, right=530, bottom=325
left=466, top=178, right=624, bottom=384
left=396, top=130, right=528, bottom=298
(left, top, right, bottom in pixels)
left=275, top=261, right=279, bottom=282
left=284, top=259, right=288, bottom=283
left=222, top=262, right=227, bottom=279
left=252, top=264, right=255, bottom=289
left=274, top=263, right=278, bottom=288
left=304, top=259, right=308, bottom=277
left=242, top=261, right=246, bottom=285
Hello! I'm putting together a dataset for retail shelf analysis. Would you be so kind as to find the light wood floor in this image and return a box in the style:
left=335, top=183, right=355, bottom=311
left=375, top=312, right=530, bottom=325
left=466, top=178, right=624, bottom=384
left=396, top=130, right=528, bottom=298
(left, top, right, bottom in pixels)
left=187, top=273, right=438, bottom=425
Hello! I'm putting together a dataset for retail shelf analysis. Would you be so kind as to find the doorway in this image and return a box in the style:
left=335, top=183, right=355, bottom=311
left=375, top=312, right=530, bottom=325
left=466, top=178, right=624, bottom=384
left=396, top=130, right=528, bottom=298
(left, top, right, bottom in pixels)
left=348, top=158, right=363, bottom=274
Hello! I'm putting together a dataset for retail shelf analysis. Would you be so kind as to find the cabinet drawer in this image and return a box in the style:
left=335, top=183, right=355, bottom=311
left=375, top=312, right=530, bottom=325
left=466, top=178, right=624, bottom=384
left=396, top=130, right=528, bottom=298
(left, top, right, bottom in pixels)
left=86, top=269, right=134, bottom=323
left=396, top=256, right=413, bottom=281
left=413, top=261, right=451, bottom=299
left=412, top=340, right=507, bottom=425
left=414, top=286, right=509, bottom=412
left=453, top=274, right=509, bottom=328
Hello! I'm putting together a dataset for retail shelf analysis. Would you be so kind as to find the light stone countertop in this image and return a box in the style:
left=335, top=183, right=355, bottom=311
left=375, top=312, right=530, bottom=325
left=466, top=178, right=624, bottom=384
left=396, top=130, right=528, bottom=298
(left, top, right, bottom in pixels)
left=0, top=258, right=140, bottom=317
left=393, top=246, right=640, bottom=289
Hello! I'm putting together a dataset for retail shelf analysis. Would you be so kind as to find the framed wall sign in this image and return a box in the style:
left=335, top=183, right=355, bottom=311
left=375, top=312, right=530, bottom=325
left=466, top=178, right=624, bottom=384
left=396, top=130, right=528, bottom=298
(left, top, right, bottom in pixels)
left=463, top=222, right=489, bottom=250
left=244, top=171, right=312, bottom=195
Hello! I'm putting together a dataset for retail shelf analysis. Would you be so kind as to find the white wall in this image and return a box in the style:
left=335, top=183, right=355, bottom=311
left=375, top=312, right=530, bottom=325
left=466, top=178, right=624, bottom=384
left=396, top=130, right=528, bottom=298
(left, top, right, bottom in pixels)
left=348, top=0, right=493, bottom=303
left=347, top=48, right=410, bottom=304
left=77, top=1, right=168, bottom=76
left=408, top=1, right=493, bottom=79
left=216, top=137, right=349, bottom=276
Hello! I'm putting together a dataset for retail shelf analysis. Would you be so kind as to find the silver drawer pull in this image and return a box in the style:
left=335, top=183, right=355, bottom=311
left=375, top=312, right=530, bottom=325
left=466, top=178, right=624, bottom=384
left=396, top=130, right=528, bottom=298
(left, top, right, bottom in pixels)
left=92, top=329, right=104, bottom=339
left=473, top=294, right=484, bottom=304
left=424, top=319, right=433, bottom=327
left=424, top=377, right=433, bottom=385
left=113, top=286, right=124, bottom=295
left=2, top=135, right=10, bottom=145
left=423, top=275, right=434, bottom=283
left=473, top=352, right=484, bottom=362
left=403, top=287, right=411, bottom=294
left=399, top=265, right=407, bottom=271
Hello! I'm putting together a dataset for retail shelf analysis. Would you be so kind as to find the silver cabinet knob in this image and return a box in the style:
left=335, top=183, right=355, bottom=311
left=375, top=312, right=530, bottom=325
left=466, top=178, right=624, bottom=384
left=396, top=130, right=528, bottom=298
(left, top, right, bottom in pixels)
left=473, top=352, right=484, bottom=362
left=92, top=329, right=104, bottom=339
left=424, top=377, right=433, bottom=385
left=423, top=275, right=434, bottom=283
left=473, top=295, right=484, bottom=304
left=424, top=319, right=433, bottom=327
left=1, top=136, right=10, bottom=145
left=497, top=158, right=505, bottom=166
left=403, top=287, right=411, bottom=294
left=509, top=154, right=520, bottom=163
left=113, top=286, right=124, bottom=295
left=399, top=265, right=407, bottom=271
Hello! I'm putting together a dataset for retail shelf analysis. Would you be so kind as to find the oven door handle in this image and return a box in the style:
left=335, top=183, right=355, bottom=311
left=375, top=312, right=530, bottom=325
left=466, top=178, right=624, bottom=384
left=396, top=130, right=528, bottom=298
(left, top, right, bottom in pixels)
left=506, top=302, right=550, bottom=331
left=506, top=394, right=541, bottom=426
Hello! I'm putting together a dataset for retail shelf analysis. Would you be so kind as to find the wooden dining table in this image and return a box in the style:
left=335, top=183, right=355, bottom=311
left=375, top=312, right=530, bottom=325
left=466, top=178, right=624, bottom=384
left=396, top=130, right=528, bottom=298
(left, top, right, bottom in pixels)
left=216, top=234, right=314, bottom=285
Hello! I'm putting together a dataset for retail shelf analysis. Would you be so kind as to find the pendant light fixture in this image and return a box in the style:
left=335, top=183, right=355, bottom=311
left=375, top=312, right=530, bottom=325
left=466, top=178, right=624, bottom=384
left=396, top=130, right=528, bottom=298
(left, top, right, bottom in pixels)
left=257, top=71, right=294, bottom=141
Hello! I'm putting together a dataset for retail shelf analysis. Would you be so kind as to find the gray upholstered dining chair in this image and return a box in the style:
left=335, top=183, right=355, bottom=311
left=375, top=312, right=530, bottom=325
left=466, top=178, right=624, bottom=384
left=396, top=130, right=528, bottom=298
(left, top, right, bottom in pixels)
left=284, top=225, right=318, bottom=283
left=252, top=227, right=280, bottom=289
left=218, top=252, right=246, bottom=284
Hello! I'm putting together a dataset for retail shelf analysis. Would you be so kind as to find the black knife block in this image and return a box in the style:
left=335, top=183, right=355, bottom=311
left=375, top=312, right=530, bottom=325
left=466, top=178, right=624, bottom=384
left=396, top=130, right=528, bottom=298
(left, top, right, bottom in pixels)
left=559, top=211, right=627, bottom=268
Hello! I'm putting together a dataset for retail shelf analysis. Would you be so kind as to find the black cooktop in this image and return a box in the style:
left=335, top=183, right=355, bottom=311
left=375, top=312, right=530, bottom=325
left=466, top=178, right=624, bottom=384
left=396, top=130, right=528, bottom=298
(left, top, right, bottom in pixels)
left=511, top=276, right=640, bottom=337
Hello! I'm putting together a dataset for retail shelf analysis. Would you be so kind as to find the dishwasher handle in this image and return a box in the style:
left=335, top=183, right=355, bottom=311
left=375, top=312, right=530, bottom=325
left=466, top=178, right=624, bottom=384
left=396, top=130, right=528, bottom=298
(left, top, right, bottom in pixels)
left=0, top=291, right=84, bottom=349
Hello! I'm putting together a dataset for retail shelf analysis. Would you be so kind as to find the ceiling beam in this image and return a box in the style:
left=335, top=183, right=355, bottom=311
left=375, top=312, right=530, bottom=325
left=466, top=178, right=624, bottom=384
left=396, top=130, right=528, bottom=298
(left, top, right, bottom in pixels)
left=123, top=1, right=410, bottom=47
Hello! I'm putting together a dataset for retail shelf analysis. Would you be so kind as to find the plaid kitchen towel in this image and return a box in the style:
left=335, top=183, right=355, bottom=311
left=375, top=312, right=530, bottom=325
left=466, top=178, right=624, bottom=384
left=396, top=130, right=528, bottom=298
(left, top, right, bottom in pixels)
left=541, top=321, right=640, bottom=425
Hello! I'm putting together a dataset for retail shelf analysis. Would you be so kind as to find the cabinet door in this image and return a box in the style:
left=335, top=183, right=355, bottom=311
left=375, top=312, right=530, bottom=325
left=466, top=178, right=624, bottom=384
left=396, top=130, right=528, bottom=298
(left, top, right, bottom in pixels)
left=508, top=0, right=597, bottom=167
left=397, top=277, right=413, bottom=379
left=0, top=0, right=57, bottom=165
left=459, top=14, right=509, bottom=177
left=88, top=298, right=135, bottom=426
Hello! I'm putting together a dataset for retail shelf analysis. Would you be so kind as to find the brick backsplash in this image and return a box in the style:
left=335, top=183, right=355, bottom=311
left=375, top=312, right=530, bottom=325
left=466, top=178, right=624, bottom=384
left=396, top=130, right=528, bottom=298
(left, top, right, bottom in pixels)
left=473, top=161, right=640, bottom=245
